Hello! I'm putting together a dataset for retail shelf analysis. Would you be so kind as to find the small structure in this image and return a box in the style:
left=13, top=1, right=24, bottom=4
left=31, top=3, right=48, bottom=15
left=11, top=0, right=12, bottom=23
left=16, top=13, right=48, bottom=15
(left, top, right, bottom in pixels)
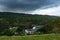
left=25, top=25, right=44, bottom=34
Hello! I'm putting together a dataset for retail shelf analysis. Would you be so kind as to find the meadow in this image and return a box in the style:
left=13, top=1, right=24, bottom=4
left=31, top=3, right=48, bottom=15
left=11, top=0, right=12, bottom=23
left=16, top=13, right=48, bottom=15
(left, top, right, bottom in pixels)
left=0, top=34, right=60, bottom=40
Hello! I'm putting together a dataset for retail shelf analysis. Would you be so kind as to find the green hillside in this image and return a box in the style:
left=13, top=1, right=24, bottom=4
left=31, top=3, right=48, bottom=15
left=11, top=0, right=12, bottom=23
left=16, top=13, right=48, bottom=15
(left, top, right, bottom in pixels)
left=41, top=17, right=60, bottom=34
left=0, top=12, right=58, bottom=35
left=0, top=12, right=57, bottom=25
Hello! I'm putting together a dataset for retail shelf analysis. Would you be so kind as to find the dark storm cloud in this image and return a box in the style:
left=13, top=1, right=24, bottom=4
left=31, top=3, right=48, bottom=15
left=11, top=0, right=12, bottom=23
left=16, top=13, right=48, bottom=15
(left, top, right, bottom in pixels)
left=0, top=0, right=60, bottom=12
left=0, top=0, right=53, bottom=11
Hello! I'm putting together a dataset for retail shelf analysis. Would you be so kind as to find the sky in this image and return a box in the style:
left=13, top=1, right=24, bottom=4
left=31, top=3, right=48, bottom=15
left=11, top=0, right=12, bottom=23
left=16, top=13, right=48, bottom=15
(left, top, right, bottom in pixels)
left=0, top=0, right=60, bottom=16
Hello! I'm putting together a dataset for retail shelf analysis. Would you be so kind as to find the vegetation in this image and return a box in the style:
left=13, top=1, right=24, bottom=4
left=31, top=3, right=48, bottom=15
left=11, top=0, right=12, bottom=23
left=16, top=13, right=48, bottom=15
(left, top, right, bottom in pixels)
left=41, top=17, right=60, bottom=34
left=0, top=34, right=60, bottom=40
left=0, top=12, right=58, bottom=36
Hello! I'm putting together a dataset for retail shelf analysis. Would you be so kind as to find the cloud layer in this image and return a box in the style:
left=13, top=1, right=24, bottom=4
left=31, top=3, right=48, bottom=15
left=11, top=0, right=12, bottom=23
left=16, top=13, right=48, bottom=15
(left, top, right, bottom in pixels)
left=31, top=6, right=60, bottom=16
left=0, top=0, right=60, bottom=16
left=0, top=0, right=57, bottom=11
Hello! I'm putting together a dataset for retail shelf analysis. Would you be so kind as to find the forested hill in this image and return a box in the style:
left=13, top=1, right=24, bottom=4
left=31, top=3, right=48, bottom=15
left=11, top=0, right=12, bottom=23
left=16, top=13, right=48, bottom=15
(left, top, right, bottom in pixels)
left=0, top=12, right=59, bottom=35
left=0, top=12, right=57, bottom=28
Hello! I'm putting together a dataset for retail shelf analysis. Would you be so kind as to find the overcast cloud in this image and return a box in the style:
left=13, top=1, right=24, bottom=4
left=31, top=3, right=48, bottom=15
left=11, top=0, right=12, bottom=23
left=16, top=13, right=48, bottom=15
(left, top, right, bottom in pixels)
left=0, top=0, right=60, bottom=16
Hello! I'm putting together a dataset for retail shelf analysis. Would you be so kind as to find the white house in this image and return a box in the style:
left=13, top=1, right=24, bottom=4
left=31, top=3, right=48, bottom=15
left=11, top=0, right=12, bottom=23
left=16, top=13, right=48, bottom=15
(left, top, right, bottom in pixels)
left=25, top=25, right=44, bottom=34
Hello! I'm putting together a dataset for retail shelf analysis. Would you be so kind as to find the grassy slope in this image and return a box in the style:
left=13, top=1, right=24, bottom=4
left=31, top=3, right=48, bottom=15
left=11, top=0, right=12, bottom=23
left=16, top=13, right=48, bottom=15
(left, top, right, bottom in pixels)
left=0, top=34, right=60, bottom=40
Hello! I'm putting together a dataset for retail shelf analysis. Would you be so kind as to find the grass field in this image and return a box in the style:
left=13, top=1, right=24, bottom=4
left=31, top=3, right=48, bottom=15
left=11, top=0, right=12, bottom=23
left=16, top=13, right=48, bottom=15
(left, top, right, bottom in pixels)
left=0, top=34, right=60, bottom=40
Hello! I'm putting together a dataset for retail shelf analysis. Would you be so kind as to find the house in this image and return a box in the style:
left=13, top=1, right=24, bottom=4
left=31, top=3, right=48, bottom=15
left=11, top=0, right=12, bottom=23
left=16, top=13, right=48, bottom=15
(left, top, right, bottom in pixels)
left=25, top=25, right=44, bottom=34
